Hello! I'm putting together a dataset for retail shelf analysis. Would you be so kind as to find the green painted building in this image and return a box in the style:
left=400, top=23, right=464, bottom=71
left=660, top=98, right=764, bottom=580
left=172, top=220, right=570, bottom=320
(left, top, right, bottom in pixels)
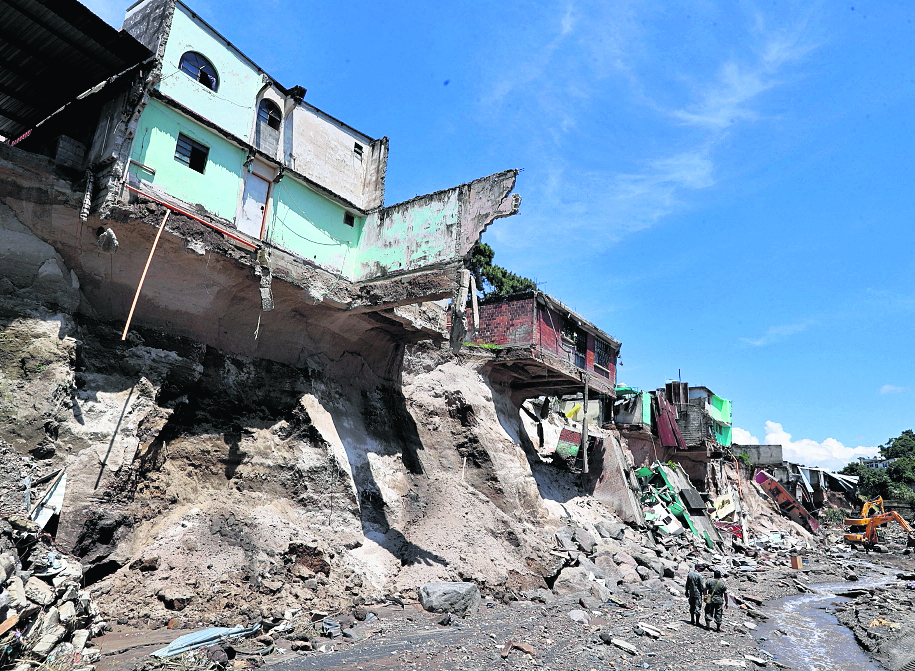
left=121, top=0, right=519, bottom=283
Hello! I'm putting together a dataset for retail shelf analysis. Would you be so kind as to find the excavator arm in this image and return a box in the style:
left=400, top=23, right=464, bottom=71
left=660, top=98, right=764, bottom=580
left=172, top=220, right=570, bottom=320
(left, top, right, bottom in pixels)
left=845, top=510, right=914, bottom=547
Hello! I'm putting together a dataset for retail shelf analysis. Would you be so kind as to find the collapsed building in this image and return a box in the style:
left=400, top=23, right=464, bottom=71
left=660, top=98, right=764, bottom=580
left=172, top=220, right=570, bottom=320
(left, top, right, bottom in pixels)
left=0, top=0, right=854, bottom=656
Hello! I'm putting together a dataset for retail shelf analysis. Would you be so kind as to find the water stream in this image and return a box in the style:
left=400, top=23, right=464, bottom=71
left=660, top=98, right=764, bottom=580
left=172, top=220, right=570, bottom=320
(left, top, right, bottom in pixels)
left=757, top=560, right=895, bottom=670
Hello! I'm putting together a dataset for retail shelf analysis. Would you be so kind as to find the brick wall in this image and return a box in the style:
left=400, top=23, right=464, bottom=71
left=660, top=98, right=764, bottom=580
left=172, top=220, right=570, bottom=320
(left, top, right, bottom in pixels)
left=465, top=295, right=536, bottom=346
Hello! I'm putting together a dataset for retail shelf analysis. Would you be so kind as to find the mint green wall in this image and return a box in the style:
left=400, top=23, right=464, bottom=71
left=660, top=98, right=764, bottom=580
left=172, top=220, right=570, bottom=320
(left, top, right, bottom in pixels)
left=352, top=189, right=461, bottom=281
left=129, top=99, right=245, bottom=221
left=159, top=4, right=261, bottom=141
left=265, top=178, right=362, bottom=275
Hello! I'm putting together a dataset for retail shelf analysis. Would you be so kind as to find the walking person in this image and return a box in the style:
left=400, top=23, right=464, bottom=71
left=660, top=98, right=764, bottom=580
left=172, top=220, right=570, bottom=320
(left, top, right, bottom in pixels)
left=685, top=562, right=706, bottom=626
left=704, top=568, right=728, bottom=631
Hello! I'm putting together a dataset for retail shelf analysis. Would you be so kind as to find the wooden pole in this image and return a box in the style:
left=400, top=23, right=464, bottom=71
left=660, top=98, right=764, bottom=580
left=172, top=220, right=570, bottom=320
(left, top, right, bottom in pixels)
left=580, top=372, right=590, bottom=488
left=122, top=210, right=169, bottom=340
left=469, top=275, right=480, bottom=329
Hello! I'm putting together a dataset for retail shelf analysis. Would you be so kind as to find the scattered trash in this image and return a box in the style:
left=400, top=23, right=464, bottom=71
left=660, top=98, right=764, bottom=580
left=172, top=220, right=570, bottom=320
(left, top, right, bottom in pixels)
left=151, top=624, right=261, bottom=657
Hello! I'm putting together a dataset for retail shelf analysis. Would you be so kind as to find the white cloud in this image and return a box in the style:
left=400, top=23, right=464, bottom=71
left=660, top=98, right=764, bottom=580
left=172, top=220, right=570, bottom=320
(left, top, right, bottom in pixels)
left=740, top=321, right=814, bottom=347
left=735, top=421, right=879, bottom=471
left=732, top=426, right=759, bottom=445
left=879, top=384, right=909, bottom=395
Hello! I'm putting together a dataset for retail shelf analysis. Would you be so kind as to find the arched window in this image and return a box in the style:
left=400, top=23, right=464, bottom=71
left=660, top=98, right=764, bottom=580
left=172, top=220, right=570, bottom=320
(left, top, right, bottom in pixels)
left=179, top=51, right=219, bottom=91
left=257, top=99, right=282, bottom=130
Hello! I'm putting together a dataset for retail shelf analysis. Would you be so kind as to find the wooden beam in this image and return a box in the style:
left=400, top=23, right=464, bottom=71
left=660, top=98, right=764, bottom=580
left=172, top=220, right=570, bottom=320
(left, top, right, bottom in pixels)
left=581, top=372, right=590, bottom=485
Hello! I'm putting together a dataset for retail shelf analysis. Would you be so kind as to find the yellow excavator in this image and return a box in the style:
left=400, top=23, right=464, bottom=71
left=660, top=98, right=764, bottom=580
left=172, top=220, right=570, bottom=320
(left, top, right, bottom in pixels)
left=843, top=496, right=885, bottom=527
left=844, top=497, right=914, bottom=549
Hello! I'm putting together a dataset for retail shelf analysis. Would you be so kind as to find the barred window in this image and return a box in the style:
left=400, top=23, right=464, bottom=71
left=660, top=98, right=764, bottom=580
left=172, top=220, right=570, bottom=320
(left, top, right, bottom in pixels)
left=595, top=338, right=613, bottom=375
left=560, top=316, right=577, bottom=342
left=174, top=133, right=209, bottom=173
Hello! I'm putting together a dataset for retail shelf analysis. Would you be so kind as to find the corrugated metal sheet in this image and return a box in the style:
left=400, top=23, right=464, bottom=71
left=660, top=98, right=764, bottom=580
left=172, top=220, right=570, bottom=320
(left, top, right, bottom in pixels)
left=0, top=0, right=150, bottom=137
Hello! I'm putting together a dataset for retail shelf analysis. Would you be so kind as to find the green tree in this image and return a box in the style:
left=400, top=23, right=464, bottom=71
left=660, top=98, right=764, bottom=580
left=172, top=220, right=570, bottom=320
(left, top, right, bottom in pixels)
left=880, top=429, right=915, bottom=459
left=467, top=243, right=537, bottom=298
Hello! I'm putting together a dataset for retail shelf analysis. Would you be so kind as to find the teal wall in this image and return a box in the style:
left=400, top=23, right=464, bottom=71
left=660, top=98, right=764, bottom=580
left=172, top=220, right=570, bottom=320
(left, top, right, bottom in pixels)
left=265, top=178, right=363, bottom=275
left=159, top=4, right=261, bottom=141
left=129, top=98, right=245, bottom=221
left=352, top=188, right=460, bottom=281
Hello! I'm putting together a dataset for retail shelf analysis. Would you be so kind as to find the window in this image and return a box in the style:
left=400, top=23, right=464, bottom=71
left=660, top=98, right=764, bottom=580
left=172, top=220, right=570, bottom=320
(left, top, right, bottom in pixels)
left=594, top=338, right=613, bottom=377
left=257, top=99, right=282, bottom=130
left=353, top=143, right=363, bottom=159
left=560, top=316, right=577, bottom=342
left=174, top=133, right=209, bottom=173
left=179, top=51, right=219, bottom=91
left=343, top=212, right=355, bottom=227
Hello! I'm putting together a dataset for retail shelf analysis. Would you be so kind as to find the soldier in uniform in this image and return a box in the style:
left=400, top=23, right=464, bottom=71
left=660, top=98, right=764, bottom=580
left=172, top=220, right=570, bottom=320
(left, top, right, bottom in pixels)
left=685, top=562, right=706, bottom=626
left=704, top=568, right=728, bottom=631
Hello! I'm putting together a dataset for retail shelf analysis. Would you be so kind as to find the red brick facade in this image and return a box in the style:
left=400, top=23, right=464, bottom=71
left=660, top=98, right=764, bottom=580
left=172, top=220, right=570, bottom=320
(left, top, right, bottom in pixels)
left=465, top=294, right=617, bottom=387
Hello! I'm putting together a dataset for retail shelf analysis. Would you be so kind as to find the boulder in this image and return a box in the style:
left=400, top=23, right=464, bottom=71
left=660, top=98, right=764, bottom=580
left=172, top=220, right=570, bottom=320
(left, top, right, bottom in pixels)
left=568, top=609, right=590, bottom=624
left=592, top=554, right=624, bottom=586
left=58, top=601, right=76, bottom=624
left=71, top=630, right=89, bottom=652
left=31, top=625, right=66, bottom=658
left=0, top=553, right=15, bottom=579
left=596, top=520, right=626, bottom=540
left=632, top=552, right=664, bottom=577
left=555, top=528, right=578, bottom=552
left=613, top=551, right=637, bottom=567
left=553, top=567, right=594, bottom=597
left=636, top=566, right=653, bottom=581
left=418, top=582, right=480, bottom=616
left=577, top=556, right=605, bottom=580
left=573, top=527, right=598, bottom=554
left=7, top=576, right=28, bottom=609
left=617, top=564, right=642, bottom=585
left=24, top=577, right=55, bottom=606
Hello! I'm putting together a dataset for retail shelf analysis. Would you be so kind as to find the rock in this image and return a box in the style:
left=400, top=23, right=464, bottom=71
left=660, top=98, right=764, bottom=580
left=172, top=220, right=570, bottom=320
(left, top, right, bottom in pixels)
left=71, top=629, right=90, bottom=652
left=579, top=595, right=601, bottom=610
left=39, top=607, right=59, bottom=635
left=617, top=563, right=642, bottom=585
left=897, top=572, right=915, bottom=580
left=129, top=556, right=160, bottom=572
left=342, top=625, right=368, bottom=642
left=59, top=600, right=76, bottom=623
left=632, top=552, right=664, bottom=576
left=713, top=661, right=746, bottom=668
left=7, top=577, right=28, bottom=609
left=573, top=527, right=598, bottom=554
left=596, top=520, right=626, bottom=540
left=82, top=648, right=101, bottom=664
left=7, top=516, right=38, bottom=533
left=435, top=613, right=452, bottom=626
left=614, top=551, right=637, bottom=567
left=636, top=566, right=653, bottom=581
left=744, top=655, right=768, bottom=666
left=568, top=609, right=590, bottom=624
left=24, top=577, right=55, bottom=606
left=589, top=580, right=611, bottom=603
left=418, top=582, right=480, bottom=616
left=31, top=625, right=66, bottom=657
left=845, top=572, right=858, bottom=581
left=156, top=588, right=194, bottom=611
left=552, top=567, right=592, bottom=596
left=555, top=527, right=578, bottom=552
left=606, top=637, right=638, bottom=655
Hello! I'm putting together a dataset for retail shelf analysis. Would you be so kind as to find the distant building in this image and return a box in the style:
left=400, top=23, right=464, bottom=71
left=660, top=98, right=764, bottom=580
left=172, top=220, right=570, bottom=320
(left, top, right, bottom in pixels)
left=857, top=456, right=896, bottom=470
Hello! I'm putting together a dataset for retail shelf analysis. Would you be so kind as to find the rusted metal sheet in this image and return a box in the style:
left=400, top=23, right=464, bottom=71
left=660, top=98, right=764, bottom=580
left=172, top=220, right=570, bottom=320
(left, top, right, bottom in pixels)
left=754, top=470, right=820, bottom=533
left=654, top=393, right=686, bottom=450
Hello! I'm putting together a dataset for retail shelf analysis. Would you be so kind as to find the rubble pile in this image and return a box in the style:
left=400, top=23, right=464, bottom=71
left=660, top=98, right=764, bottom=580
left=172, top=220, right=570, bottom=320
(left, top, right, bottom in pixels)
left=0, top=516, right=105, bottom=671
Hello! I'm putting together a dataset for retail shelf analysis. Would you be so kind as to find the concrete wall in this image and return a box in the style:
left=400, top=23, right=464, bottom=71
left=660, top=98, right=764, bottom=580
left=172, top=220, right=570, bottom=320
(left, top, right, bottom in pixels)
left=158, top=4, right=261, bottom=141
left=735, top=444, right=783, bottom=466
left=129, top=98, right=245, bottom=221
left=288, top=104, right=377, bottom=211
left=265, top=176, right=361, bottom=274
left=352, top=170, right=519, bottom=282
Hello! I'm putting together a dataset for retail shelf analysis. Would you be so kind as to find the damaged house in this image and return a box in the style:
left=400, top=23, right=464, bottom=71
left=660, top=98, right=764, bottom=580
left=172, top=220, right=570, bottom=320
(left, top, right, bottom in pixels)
left=1, top=0, right=522, bottom=372
left=461, top=290, right=620, bottom=404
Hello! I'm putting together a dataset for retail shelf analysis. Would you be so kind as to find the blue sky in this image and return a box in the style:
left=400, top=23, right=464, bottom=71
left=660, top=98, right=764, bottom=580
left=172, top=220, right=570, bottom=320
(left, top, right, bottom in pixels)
left=86, top=0, right=914, bottom=470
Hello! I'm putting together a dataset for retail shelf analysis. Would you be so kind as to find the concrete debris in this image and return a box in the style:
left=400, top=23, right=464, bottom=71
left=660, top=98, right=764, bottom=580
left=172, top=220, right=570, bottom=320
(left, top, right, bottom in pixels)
left=0, top=517, right=104, bottom=666
left=418, top=582, right=481, bottom=616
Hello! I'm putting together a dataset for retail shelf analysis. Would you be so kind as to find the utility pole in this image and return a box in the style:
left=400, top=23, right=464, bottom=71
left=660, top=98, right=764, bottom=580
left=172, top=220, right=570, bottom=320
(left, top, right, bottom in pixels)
left=581, top=372, right=590, bottom=490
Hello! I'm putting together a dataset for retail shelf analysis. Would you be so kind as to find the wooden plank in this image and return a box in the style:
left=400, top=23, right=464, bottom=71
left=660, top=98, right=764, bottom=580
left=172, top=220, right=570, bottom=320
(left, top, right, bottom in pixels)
left=122, top=210, right=170, bottom=340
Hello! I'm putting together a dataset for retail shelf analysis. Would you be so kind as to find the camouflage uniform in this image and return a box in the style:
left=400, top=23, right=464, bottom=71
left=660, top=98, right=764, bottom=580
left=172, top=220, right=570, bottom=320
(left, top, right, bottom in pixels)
left=704, top=578, right=728, bottom=630
left=685, top=569, right=705, bottom=625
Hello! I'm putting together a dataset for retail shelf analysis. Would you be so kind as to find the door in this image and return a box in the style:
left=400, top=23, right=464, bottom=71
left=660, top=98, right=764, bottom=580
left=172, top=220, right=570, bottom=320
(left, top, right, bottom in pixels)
left=238, top=172, right=270, bottom=239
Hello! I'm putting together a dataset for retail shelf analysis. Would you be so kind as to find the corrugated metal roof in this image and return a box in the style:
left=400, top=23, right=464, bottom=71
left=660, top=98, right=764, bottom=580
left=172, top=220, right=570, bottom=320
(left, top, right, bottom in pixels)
left=0, top=0, right=151, bottom=138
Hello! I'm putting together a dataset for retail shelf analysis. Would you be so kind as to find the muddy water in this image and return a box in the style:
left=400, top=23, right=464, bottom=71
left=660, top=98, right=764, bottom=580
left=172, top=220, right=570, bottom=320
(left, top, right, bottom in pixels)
left=758, top=562, right=894, bottom=670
